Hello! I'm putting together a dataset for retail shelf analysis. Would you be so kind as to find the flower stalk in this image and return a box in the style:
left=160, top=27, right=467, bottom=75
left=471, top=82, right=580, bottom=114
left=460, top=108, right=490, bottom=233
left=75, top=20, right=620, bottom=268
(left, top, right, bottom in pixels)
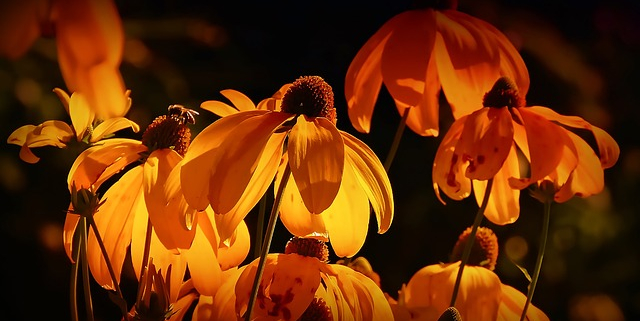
left=383, top=107, right=410, bottom=172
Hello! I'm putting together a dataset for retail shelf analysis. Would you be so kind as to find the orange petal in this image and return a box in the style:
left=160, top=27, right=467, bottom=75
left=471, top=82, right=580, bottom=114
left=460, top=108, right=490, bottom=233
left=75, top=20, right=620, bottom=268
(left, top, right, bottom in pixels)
left=402, top=47, right=441, bottom=137
left=220, top=89, right=257, bottom=112
left=181, top=110, right=267, bottom=211
left=208, top=112, right=289, bottom=214
left=184, top=211, right=223, bottom=296
left=144, top=149, right=195, bottom=250
left=473, top=144, right=521, bottom=225
left=18, top=144, right=40, bottom=164
left=90, top=117, right=140, bottom=142
left=277, top=168, right=328, bottom=239
left=554, top=131, right=604, bottom=203
left=7, top=125, right=37, bottom=146
left=341, top=131, right=393, bottom=233
left=200, top=100, right=241, bottom=117
left=380, top=10, right=437, bottom=111
left=69, top=92, right=94, bottom=139
left=209, top=268, right=246, bottom=320
left=329, top=264, right=394, bottom=320
left=0, top=0, right=47, bottom=59
left=288, top=116, right=344, bottom=214
left=432, top=116, right=472, bottom=202
left=216, top=217, right=251, bottom=271
left=527, top=106, right=619, bottom=169
left=344, top=11, right=399, bottom=134
left=67, top=138, right=145, bottom=190
left=62, top=211, right=81, bottom=263
left=256, top=83, right=291, bottom=112
left=498, top=284, right=550, bottom=321
left=25, top=120, right=74, bottom=147
left=87, top=166, right=143, bottom=289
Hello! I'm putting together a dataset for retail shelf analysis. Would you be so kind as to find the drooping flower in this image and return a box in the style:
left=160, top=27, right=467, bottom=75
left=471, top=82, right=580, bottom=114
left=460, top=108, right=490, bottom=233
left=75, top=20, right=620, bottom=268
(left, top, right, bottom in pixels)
left=432, top=77, right=620, bottom=224
left=64, top=106, right=250, bottom=297
left=0, top=0, right=129, bottom=119
left=345, top=0, right=529, bottom=137
left=389, top=227, right=549, bottom=321
left=7, top=88, right=138, bottom=163
left=181, top=76, right=393, bottom=258
left=207, top=237, right=393, bottom=320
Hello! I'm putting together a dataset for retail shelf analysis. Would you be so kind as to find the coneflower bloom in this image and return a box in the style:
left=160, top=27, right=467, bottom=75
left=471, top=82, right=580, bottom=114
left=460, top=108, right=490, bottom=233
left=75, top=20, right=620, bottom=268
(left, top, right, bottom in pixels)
left=7, top=88, right=138, bottom=163
left=180, top=76, right=393, bottom=258
left=432, top=77, right=619, bottom=224
left=389, top=227, right=549, bottom=321
left=208, top=237, right=393, bottom=321
left=345, top=0, right=529, bottom=136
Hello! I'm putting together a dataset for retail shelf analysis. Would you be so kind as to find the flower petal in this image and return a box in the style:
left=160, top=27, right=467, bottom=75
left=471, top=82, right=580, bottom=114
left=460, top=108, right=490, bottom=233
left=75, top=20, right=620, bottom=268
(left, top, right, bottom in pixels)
left=209, top=268, right=246, bottom=320
left=90, top=116, right=140, bottom=143
left=216, top=217, right=251, bottom=270
left=7, top=125, right=37, bottom=146
left=69, top=92, right=94, bottom=140
left=0, top=0, right=46, bottom=59
left=220, top=89, right=256, bottom=112
left=498, top=284, right=550, bottom=321
left=554, top=131, right=604, bottom=203
left=63, top=211, right=80, bottom=263
left=329, top=264, right=394, bottom=321
left=288, top=116, right=344, bottom=214
left=402, top=48, right=441, bottom=137
left=432, top=116, right=472, bottom=202
left=341, top=131, right=393, bottom=233
left=208, top=112, right=290, bottom=214
left=25, top=120, right=74, bottom=147
left=200, top=100, right=241, bottom=118
left=184, top=211, right=223, bottom=297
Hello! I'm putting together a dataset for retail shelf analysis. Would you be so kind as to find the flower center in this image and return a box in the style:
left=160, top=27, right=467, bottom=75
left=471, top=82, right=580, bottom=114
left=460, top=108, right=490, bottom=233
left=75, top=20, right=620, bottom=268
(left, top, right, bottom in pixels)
left=280, top=76, right=336, bottom=124
left=450, top=226, right=499, bottom=270
left=284, top=237, right=329, bottom=263
left=298, top=298, right=332, bottom=321
left=141, top=106, right=193, bottom=156
left=482, top=76, right=526, bottom=108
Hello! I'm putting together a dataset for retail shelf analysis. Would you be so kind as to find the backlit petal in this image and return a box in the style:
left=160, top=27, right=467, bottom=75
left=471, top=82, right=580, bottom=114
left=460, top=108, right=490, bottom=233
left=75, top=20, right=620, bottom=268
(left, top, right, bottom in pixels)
left=90, top=117, right=140, bottom=143
left=209, top=268, right=246, bottom=320
left=432, top=116, right=471, bottom=202
left=381, top=10, right=437, bottom=110
left=402, top=49, right=440, bottom=137
left=208, top=112, right=289, bottom=214
left=19, top=144, right=41, bottom=164
left=330, top=264, right=394, bottom=321
left=498, top=285, right=550, bottom=321
left=554, top=131, right=604, bottom=203
left=277, top=167, right=328, bottom=239
left=63, top=211, right=80, bottom=263
left=220, top=89, right=256, bottom=112
left=184, top=211, right=223, bottom=296
left=69, top=92, right=94, bottom=139
left=7, top=125, right=37, bottom=146
left=341, top=131, right=393, bottom=233
left=217, top=217, right=251, bottom=270
left=200, top=100, right=241, bottom=118
left=25, top=120, right=74, bottom=147
left=288, top=116, right=344, bottom=214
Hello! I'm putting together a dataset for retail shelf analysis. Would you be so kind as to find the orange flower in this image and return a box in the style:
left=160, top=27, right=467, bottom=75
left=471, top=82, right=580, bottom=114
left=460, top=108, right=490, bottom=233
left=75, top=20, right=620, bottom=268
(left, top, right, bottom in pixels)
left=64, top=106, right=250, bottom=296
left=181, top=76, right=393, bottom=258
left=204, top=237, right=393, bottom=321
left=432, top=77, right=620, bottom=224
left=7, top=88, right=138, bottom=163
left=389, top=227, right=548, bottom=321
left=345, top=2, right=529, bottom=136
left=0, top=0, right=129, bottom=119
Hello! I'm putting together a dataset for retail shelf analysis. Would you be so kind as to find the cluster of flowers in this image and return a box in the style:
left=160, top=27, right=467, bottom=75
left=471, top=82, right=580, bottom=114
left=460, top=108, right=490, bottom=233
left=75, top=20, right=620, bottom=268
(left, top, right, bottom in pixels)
left=3, top=0, right=620, bottom=320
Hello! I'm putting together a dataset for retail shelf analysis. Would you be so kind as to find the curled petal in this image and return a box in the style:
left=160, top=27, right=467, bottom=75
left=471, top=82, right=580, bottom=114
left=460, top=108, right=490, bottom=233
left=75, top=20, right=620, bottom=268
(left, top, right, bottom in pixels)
left=90, top=117, right=140, bottom=143
left=433, top=116, right=472, bottom=202
left=184, top=211, right=223, bottom=297
left=219, top=89, right=256, bottom=112
left=24, top=120, right=74, bottom=148
left=554, top=131, right=604, bottom=203
left=277, top=167, right=328, bottom=239
left=7, top=125, right=37, bottom=146
left=200, top=100, right=241, bottom=118
left=216, top=217, right=251, bottom=271
left=256, top=83, right=291, bottom=111
left=288, top=116, right=344, bottom=214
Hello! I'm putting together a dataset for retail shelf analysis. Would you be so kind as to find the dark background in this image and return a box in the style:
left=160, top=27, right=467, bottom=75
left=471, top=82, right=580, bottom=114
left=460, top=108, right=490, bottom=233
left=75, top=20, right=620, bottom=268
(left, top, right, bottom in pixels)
left=1, top=0, right=639, bottom=320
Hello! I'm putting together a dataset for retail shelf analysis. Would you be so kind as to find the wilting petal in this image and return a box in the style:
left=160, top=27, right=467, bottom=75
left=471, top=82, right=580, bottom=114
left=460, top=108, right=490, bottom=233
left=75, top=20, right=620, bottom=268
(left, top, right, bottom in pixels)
left=526, top=106, right=619, bottom=169
left=68, top=92, right=94, bottom=140
left=208, top=112, right=289, bottom=214
left=181, top=110, right=267, bottom=211
left=473, top=144, right=520, bottom=225
left=433, top=116, right=472, bottom=202
left=345, top=12, right=398, bottom=134
left=63, top=211, right=81, bottom=263
left=554, top=131, right=604, bottom=203
left=235, top=254, right=322, bottom=320
left=288, top=116, right=344, bottom=214
left=381, top=10, right=437, bottom=110
left=278, top=167, right=328, bottom=239
left=457, top=107, right=513, bottom=180
left=184, top=211, right=223, bottom=297
left=144, top=149, right=195, bottom=250
left=341, top=131, right=393, bottom=233
left=87, top=166, right=143, bottom=289
left=68, top=138, right=145, bottom=190
left=498, top=285, right=550, bottom=321
left=90, top=117, right=140, bottom=142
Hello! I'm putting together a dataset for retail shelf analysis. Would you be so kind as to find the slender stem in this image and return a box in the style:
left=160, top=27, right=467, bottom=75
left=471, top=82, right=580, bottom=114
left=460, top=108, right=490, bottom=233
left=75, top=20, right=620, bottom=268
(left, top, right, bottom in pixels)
left=254, top=194, right=268, bottom=259
left=70, top=218, right=82, bottom=321
left=136, top=217, right=154, bottom=304
left=519, top=199, right=552, bottom=321
left=383, top=107, right=410, bottom=172
left=79, top=217, right=95, bottom=321
left=244, top=165, right=292, bottom=321
left=449, top=178, right=494, bottom=307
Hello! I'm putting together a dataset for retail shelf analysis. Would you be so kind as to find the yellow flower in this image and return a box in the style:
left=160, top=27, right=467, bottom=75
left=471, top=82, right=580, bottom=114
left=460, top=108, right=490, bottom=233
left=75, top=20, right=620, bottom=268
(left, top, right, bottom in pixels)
left=389, top=227, right=549, bottom=321
left=64, top=107, right=250, bottom=296
left=432, top=77, right=620, bottom=224
left=206, top=237, right=393, bottom=321
left=181, top=76, right=393, bottom=258
left=345, top=2, right=529, bottom=136
left=7, top=88, right=138, bottom=163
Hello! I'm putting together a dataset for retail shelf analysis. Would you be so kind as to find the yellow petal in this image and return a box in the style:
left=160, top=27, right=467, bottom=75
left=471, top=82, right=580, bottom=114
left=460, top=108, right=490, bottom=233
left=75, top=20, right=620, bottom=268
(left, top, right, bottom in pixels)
left=209, top=268, right=246, bottom=320
left=87, top=166, right=143, bottom=289
left=216, top=216, right=251, bottom=271
left=498, top=284, right=550, bottom=321
left=341, top=131, right=393, bottom=233
left=278, top=169, right=328, bottom=239
left=18, top=144, right=40, bottom=164
left=554, top=131, right=604, bottom=203
left=402, top=47, right=440, bottom=137
left=90, top=117, right=140, bottom=142
left=25, top=120, right=74, bottom=147
left=53, top=88, right=72, bottom=115
left=288, top=116, right=344, bottom=214
left=220, top=89, right=257, bottom=111
left=184, top=211, right=223, bottom=296
left=69, top=92, right=94, bottom=140
left=181, top=110, right=268, bottom=211
left=200, top=100, right=241, bottom=118
left=329, top=264, right=394, bottom=321
left=7, top=125, right=37, bottom=146
left=432, top=116, right=472, bottom=202
left=256, top=83, right=291, bottom=112
left=63, top=211, right=80, bottom=263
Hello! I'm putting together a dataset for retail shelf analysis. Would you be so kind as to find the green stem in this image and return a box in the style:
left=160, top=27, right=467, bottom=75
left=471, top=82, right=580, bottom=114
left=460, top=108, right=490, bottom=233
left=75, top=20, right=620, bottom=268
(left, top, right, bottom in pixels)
left=79, top=217, right=95, bottom=321
left=383, top=107, right=410, bottom=172
left=136, top=217, right=154, bottom=304
left=449, top=178, right=494, bottom=307
left=254, top=194, right=268, bottom=259
left=70, top=218, right=82, bottom=321
left=244, top=165, right=292, bottom=321
left=519, top=199, right=551, bottom=321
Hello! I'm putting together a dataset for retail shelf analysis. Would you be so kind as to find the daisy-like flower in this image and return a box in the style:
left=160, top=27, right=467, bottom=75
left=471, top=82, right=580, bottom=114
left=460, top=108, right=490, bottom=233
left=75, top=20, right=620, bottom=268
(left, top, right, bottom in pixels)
left=7, top=88, right=138, bottom=163
left=64, top=106, right=250, bottom=297
left=181, top=75, right=393, bottom=258
left=0, top=0, right=129, bottom=119
left=432, top=77, right=620, bottom=224
left=345, top=0, right=529, bottom=137
left=389, top=227, right=549, bottom=321
left=207, top=237, right=393, bottom=321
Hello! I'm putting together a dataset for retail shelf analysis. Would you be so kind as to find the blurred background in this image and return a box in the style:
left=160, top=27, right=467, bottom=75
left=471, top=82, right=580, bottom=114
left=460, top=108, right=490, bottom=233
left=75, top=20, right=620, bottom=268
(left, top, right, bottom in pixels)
left=1, top=0, right=639, bottom=320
